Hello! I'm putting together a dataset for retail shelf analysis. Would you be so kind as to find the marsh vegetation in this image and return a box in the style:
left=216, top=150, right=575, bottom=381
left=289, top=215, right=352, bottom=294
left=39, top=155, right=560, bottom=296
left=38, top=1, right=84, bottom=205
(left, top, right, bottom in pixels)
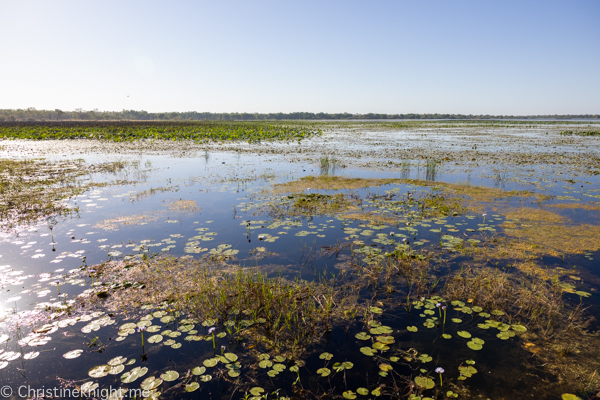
left=0, top=120, right=599, bottom=400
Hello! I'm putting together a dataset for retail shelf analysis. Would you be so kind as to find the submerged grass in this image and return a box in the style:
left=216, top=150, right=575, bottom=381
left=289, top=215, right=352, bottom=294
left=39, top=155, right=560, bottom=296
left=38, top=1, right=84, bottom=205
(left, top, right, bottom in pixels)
left=88, top=257, right=357, bottom=359
left=0, top=158, right=126, bottom=229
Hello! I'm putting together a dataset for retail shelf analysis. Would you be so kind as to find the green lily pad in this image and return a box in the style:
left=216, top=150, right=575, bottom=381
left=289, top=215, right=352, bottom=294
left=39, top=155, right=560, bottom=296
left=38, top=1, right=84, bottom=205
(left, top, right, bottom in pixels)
left=372, top=342, right=390, bottom=351
left=376, top=336, right=395, bottom=344
left=360, top=347, right=377, bottom=356
left=250, top=387, right=265, bottom=396
left=273, top=363, right=286, bottom=372
left=140, top=376, right=163, bottom=391
left=108, top=356, right=127, bottom=366
left=343, top=391, right=357, bottom=399
left=185, top=382, right=199, bottom=392
left=319, top=352, right=333, bottom=360
left=457, top=330, right=471, bottom=339
left=63, top=349, right=83, bottom=359
left=414, top=376, right=435, bottom=389
left=442, top=334, right=452, bottom=339
left=199, top=375, right=212, bottom=382
left=259, top=360, right=273, bottom=368
left=203, top=358, right=219, bottom=367
left=562, top=394, right=582, bottom=400
left=147, top=334, right=163, bottom=344
left=407, top=326, right=418, bottom=332
left=370, top=306, right=383, bottom=314
left=121, top=367, right=148, bottom=383
left=88, top=365, right=110, bottom=378
left=512, top=324, right=527, bottom=332
left=160, top=370, right=179, bottom=382
left=467, top=341, right=483, bottom=350
left=357, top=387, right=369, bottom=395
left=317, top=367, right=331, bottom=377
left=192, top=366, right=206, bottom=375
left=221, top=353, right=238, bottom=363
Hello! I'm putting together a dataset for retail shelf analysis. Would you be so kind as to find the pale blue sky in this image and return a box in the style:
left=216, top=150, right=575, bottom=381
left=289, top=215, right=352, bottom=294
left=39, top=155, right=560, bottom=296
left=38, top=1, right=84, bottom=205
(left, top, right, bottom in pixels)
left=1, top=0, right=599, bottom=114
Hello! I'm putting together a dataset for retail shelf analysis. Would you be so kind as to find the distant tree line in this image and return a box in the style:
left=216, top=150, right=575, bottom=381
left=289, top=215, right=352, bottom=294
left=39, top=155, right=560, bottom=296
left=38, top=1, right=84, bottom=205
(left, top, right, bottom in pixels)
left=0, top=108, right=598, bottom=121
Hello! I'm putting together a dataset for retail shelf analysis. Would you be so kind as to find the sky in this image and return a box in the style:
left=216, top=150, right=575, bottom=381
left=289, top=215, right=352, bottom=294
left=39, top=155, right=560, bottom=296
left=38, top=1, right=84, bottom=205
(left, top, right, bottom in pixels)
left=1, top=0, right=599, bottom=115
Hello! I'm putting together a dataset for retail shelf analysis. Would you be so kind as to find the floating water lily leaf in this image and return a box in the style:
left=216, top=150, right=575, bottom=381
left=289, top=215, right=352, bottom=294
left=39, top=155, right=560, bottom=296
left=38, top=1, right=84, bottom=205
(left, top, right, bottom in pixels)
left=81, top=382, right=99, bottom=392
left=442, top=334, right=452, bottom=339
left=355, top=332, right=371, bottom=340
left=171, top=343, right=182, bottom=349
left=140, top=376, right=163, bottom=391
left=319, top=352, right=333, bottom=360
left=221, top=353, right=238, bottom=363
left=228, top=369, right=240, bottom=377
left=121, top=322, right=137, bottom=330
left=414, top=376, right=435, bottom=389
left=317, top=367, right=331, bottom=377
left=199, top=375, right=212, bottom=382
left=457, top=331, right=471, bottom=339
left=250, top=387, right=265, bottom=396
left=109, top=364, right=125, bottom=375
left=357, top=388, right=369, bottom=395
left=372, top=342, right=390, bottom=351
left=89, top=365, right=110, bottom=378
left=467, top=341, right=483, bottom=350
left=63, top=349, right=83, bottom=359
left=185, top=382, right=200, bottom=392
left=369, top=306, right=383, bottom=314
left=376, top=336, right=395, bottom=344
left=451, top=318, right=462, bottom=323
left=160, top=316, right=175, bottom=323
left=562, top=394, right=582, bottom=400
left=459, top=365, right=478, bottom=377
left=203, top=358, right=219, bottom=367
left=370, top=325, right=393, bottom=335
left=192, top=366, right=206, bottom=375
left=371, top=387, right=381, bottom=396
left=512, top=324, right=527, bottom=332
left=407, top=326, right=418, bottom=332
left=343, top=391, right=357, bottom=399
left=379, top=363, right=393, bottom=372
left=360, top=347, right=377, bottom=356
left=491, top=310, right=505, bottom=316
left=333, top=362, right=354, bottom=371
left=274, top=355, right=286, bottom=363
left=147, top=334, right=163, bottom=344
left=23, top=351, right=40, bottom=360
left=121, top=367, right=148, bottom=383
left=273, top=363, right=286, bottom=372
left=259, top=360, right=273, bottom=368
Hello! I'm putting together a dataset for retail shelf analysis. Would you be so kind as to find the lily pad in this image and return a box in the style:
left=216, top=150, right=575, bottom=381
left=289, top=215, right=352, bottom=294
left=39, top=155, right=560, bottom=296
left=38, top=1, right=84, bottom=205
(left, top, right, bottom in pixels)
left=121, top=367, right=148, bottom=383
left=192, top=366, right=206, bottom=375
left=63, top=349, right=83, bottom=359
left=141, top=376, right=163, bottom=391
left=185, top=382, right=200, bottom=392
left=414, top=376, right=435, bottom=389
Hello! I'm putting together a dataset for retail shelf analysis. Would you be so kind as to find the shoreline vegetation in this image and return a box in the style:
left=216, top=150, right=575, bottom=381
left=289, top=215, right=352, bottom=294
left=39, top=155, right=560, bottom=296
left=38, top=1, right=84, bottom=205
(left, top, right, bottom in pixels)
left=0, top=108, right=599, bottom=121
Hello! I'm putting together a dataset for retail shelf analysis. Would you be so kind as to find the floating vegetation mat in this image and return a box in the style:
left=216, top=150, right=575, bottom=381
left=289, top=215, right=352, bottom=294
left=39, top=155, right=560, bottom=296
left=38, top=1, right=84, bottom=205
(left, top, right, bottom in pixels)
left=1, top=122, right=600, bottom=400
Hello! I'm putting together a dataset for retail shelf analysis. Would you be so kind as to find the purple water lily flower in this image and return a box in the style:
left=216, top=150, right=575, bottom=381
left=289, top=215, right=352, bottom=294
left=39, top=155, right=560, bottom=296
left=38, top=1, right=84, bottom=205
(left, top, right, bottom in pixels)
left=435, top=367, right=445, bottom=374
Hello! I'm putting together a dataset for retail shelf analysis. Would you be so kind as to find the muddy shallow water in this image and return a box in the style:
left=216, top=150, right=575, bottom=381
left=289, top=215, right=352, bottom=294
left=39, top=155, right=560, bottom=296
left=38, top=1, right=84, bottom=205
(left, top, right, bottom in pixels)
left=1, top=122, right=600, bottom=400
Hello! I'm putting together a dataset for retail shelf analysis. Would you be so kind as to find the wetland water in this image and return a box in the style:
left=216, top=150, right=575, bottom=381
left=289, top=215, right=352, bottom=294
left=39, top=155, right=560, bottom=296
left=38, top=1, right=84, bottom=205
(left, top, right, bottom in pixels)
left=1, top=121, right=600, bottom=400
